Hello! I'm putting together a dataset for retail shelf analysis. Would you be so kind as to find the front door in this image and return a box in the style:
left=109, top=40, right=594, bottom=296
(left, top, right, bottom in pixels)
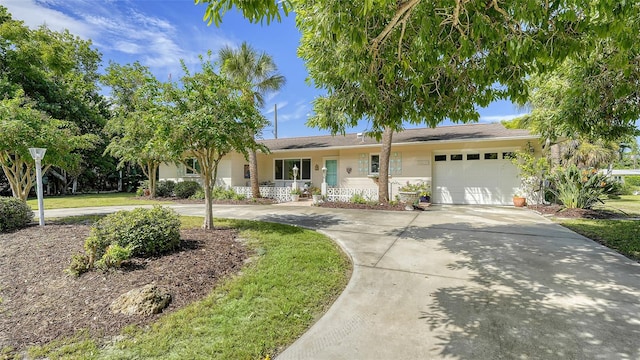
left=325, top=159, right=338, bottom=187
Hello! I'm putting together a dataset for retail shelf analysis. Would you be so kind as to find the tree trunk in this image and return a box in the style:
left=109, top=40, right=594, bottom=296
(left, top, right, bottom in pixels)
left=203, top=180, right=214, bottom=229
left=202, top=162, right=215, bottom=230
left=1, top=158, right=33, bottom=201
left=378, top=126, right=393, bottom=203
left=249, top=148, right=261, bottom=198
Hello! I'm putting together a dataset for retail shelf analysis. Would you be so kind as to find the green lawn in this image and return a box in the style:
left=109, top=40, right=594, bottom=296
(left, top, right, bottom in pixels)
left=594, top=194, right=640, bottom=216
left=557, top=195, right=640, bottom=262
left=559, top=219, right=640, bottom=262
left=26, top=192, right=170, bottom=210
left=27, top=216, right=351, bottom=360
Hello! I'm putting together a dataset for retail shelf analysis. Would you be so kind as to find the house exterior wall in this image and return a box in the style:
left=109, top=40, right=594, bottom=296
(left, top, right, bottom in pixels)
left=156, top=135, right=540, bottom=205
left=158, top=159, right=233, bottom=187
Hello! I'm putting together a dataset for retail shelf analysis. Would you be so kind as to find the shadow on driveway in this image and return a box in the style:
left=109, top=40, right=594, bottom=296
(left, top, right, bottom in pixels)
left=394, top=221, right=640, bottom=359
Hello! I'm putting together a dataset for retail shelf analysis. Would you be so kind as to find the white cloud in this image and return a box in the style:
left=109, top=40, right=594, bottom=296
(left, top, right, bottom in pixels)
left=2, top=0, right=235, bottom=78
left=265, top=101, right=288, bottom=114
left=479, top=113, right=529, bottom=123
left=2, top=0, right=95, bottom=38
left=278, top=100, right=309, bottom=123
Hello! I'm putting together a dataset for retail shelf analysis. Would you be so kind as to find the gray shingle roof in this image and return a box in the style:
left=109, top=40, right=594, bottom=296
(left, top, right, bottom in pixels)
left=261, top=123, right=534, bottom=151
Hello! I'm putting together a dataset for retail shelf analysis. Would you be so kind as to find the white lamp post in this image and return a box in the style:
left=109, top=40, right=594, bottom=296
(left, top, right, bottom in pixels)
left=28, top=148, right=47, bottom=226
left=321, top=166, right=327, bottom=196
left=292, top=164, right=299, bottom=191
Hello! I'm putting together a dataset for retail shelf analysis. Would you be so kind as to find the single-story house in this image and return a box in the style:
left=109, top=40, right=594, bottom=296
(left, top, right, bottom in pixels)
left=159, top=123, right=540, bottom=205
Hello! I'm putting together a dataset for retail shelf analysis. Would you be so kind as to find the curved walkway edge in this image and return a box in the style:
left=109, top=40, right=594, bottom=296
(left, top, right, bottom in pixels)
left=44, top=204, right=640, bottom=360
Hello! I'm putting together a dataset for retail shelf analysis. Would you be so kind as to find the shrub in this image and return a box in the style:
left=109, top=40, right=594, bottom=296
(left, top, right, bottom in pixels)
left=95, top=244, right=132, bottom=269
left=0, top=197, right=34, bottom=233
left=75, top=206, right=181, bottom=273
left=550, top=165, right=614, bottom=209
left=136, top=180, right=150, bottom=197
left=211, top=186, right=238, bottom=200
left=625, top=175, right=640, bottom=187
left=66, top=253, right=92, bottom=277
left=190, top=189, right=205, bottom=200
left=350, top=193, right=368, bottom=204
left=174, top=181, right=202, bottom=199
left=156, top=180, right=176, bottom=197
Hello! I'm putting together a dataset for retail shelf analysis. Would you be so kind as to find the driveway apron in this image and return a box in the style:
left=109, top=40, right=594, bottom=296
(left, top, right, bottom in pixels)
left=44, top=204, right=640, bottom=359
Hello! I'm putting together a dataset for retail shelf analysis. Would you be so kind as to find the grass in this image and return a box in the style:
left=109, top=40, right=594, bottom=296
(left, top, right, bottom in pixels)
left=559, top=219, right=640, bottom=261
left=594, top=194, right=640, bottom=216
left=26, top=216, right=351, bottom=360
left=26, top=192, right=171, bottom=210
left=556, top=195, right=640, bottom=262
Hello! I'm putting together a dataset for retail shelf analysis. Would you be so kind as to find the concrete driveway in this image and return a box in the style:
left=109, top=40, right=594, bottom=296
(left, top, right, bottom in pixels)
left=45, top=204, right=640, bottom=359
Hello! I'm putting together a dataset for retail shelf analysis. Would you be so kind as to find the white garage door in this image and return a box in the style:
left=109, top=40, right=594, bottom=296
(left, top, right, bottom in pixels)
left=433, top=150, right=519, bottom=205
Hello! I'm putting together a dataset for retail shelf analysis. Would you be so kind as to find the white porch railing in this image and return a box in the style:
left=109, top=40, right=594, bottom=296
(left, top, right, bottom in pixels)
left=233, top=186, right=294, bottom=203
left=326, top=187, right=378, bottom=202
left=232, top=186, right=379, bottom=203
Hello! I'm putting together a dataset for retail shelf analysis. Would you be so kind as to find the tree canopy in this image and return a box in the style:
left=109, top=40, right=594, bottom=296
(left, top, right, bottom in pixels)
left=218, top=42, right=285, bottom=198
left=0, top=6, right=108, bottom=196
left=197, top=0, right=637, bottom=202
left=0, top=91, right=97, bottom=200
left=101, top=62, right=171, bottom=198
left=165, top=55, right=268, bottom=229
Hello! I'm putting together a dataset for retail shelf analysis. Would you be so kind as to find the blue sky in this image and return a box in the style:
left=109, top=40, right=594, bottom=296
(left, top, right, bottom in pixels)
left=3, top=0, right=527, bottom=139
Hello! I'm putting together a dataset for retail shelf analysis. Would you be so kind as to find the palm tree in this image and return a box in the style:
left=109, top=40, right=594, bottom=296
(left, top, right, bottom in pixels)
left=219, top=42, right=285, bottom=198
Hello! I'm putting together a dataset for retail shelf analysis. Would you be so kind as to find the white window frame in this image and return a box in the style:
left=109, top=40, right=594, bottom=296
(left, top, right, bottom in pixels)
left=274, top=158, right=312, bottom=181
left=370, top=153, right=380, bottom=174
left=184, top=158, right=200, bottom=176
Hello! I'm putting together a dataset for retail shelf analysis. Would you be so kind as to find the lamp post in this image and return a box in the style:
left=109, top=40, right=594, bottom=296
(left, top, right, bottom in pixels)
left=321, top=166, right=327, bottom=196
left=292, top=164, right=298, bottom=191
left=28, top=148, right=47, bottom=226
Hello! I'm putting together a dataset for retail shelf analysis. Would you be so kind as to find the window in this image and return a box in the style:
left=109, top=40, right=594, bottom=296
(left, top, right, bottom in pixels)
left=503, top=152, right=515, bottom=160
left=451, top=154, right=463, bottom=161
left=484, top=153, right=498, bottom=160
left=434, top=155, right=447, bottom=162
left=185, top=158, right=200, bottom=175
left=467, top=154, right=480, bottom=160
left=370, top=154, right=380, bottom=174
left=244, top=164, right=250, bottom=179
left=274, top=158, right=311, bottom=180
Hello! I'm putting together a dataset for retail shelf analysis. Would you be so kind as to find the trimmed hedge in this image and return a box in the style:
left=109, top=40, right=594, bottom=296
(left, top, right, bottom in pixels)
left=174, top=181, right=202, bottom=199
left=0, top=197, right=34, bottom=233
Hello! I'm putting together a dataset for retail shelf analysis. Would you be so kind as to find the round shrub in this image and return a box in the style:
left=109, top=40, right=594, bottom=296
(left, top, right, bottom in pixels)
left=86, top=206, right=180, bottom=262
left=0, top=197, right=34, bottom=233
left=174, top=181, right=202, bottom=199
left=155, top=180, right=176, bottom=197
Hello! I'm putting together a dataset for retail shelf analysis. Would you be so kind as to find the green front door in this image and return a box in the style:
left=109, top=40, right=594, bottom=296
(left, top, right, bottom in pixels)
left=325, top=160, right=338, bottom=187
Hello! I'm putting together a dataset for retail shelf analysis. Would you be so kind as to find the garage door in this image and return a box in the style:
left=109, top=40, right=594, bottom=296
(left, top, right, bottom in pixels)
left=433, top=150, right=519, bottom=205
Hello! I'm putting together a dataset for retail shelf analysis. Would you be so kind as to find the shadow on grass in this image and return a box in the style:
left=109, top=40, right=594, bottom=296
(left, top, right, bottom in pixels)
left=392, top=221, right=640, bottom=359
left=256, top=213, right=348, bottom=230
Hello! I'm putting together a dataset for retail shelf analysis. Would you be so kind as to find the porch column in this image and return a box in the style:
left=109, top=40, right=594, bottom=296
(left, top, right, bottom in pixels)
left=321, top=166, right=327, bottom=196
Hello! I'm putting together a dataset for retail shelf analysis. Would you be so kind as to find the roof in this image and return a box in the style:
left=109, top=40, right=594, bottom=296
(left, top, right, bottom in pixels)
left=261, top=123, right=535, bottom=151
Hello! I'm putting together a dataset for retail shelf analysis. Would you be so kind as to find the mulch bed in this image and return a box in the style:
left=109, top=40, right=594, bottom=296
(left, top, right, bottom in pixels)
left=527, top=204, right=625, bottom=219
left=151, top=196, right=277, bottom=205
left=316, top=201, right=409, bottom=211
left=0, top=224, right=248, bottom=353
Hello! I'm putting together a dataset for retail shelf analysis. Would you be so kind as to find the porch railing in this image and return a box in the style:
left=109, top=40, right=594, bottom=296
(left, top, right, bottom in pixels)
left=232, top=186, right=379, bottom=203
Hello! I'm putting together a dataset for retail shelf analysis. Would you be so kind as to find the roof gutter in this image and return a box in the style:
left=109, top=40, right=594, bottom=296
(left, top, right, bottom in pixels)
left=264, top=134, right=540, bottom=153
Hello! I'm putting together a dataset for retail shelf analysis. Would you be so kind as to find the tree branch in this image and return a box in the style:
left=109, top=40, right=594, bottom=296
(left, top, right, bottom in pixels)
left=370, top=0, right=421, bottom=70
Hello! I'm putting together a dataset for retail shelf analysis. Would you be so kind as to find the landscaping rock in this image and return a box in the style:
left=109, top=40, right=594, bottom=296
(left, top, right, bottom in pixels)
left=110, top=284, right=171, bottom=316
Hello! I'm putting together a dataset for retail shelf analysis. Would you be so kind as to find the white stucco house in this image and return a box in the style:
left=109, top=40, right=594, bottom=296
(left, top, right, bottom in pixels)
left=159, top=123, right=540, bottom=205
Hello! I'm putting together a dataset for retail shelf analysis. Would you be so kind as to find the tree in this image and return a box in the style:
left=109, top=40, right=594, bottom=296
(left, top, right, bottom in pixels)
left=165, top=55, right=267, bottom=229
left=0, top=91, right=98, bottom=200
left=218, top=42, right=285, bottom=198
left=0, top=6, right=109, bottom=194
left=198, top=0, right=636, bottom=202
left=101, top=62, right=171, bottom=198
